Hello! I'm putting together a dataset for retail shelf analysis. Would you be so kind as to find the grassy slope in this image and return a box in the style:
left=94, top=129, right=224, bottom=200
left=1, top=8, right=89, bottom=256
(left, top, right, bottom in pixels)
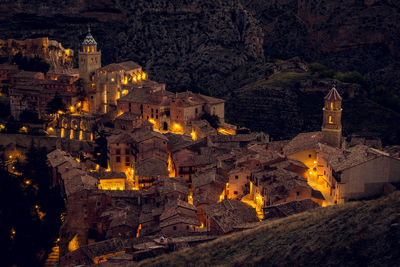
left=134, top=192, right=400, bottom=266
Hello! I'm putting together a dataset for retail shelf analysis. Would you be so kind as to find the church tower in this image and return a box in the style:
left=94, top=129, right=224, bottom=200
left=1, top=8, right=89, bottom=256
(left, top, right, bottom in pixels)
left=322, top=86, right=342, bottom=148
left=78, top=27, right=101, bottom=83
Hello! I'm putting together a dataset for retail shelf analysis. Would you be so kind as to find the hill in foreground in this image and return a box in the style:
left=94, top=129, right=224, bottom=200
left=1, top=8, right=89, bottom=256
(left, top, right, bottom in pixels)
left=134, top=192, right=400, bottom=266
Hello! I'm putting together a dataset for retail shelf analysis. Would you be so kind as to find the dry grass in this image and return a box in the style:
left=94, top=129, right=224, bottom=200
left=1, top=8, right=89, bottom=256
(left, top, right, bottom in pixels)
left=132, top=192, right=400, bottom=266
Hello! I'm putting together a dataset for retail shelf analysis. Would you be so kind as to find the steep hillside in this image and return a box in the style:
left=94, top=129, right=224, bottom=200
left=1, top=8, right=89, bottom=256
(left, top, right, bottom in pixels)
left=135, top=192, right=400, bottom=266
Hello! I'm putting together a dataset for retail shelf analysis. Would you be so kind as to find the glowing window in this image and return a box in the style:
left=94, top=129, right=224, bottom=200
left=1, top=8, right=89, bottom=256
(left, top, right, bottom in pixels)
left=330, top=102, right=333, bottom=110
left=329, top=116, right=333, bottom=124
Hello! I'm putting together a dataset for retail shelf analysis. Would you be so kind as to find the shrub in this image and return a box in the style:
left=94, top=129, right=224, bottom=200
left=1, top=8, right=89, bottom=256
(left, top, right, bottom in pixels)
left=309, top=62, right=327, bottom=73
left=335, top=71, right=367, bottom=85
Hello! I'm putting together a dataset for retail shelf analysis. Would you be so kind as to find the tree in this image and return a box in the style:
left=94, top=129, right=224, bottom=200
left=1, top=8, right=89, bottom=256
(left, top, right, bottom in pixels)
left=92, top=125, right=109, bottom=168
left=12, top=52, right=50, bottom=74
left=20, top=110, right=40, bottom=123
left=201, top=113, right=220, bottom=129
left=0, top=143, right=65, bottom=266
left=46, top=92, right=66, bottom=114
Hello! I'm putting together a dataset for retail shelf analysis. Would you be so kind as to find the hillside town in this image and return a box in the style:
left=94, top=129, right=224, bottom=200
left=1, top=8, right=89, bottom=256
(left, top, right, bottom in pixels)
left=1, top=30, right=400, bottom=266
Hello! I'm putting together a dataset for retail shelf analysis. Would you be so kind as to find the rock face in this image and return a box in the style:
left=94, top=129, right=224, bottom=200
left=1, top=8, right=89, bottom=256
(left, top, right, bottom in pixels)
left=242, top=0, right=400, bottom=73
left=0, top=37, right=73, bottom=69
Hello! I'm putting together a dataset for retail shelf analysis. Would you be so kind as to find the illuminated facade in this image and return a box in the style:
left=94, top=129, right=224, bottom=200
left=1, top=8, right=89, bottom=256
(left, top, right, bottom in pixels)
left=57, top=113, right=99, bottom=141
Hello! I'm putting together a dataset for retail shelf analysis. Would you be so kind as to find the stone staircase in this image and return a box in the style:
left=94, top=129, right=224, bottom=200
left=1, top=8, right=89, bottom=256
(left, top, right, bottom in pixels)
left=43, top=245, right=59, bottom=267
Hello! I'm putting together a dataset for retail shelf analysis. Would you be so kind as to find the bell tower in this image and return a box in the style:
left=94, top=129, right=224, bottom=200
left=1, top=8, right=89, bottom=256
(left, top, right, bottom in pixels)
left=322, top=86, right=342, bottom=148
left=78, top=27, right=101, bottom=83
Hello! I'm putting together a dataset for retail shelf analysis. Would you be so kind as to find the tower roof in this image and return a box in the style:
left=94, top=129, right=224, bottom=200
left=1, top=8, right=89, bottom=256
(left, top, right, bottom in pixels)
left=324, top=86, right=342, bottom=101
left=82, top=31, right=97, bottom=46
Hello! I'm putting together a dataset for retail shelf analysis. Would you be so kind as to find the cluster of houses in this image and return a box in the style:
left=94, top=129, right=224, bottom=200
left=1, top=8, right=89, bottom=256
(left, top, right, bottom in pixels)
left=2, top=31, right=400, bottom=265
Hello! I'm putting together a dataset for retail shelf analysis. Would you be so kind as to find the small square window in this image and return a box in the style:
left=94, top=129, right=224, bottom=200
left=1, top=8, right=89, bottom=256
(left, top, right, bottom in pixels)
left=308, top=154, right=312, bottom=158
left=173, top=226, right=177, bottom=230
left=116, top=149, right=121, bottom=155
left=235, top=175, right=239, bottom=179
left=234, top=191, right=238, bottom=195
left=296, top=192, right=300, bottom=196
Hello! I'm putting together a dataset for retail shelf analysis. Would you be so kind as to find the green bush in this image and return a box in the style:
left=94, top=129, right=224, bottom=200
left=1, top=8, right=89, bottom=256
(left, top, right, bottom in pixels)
left=335, top=71, right=367, bottom=85
left=309, top=62, right=327, bottom=73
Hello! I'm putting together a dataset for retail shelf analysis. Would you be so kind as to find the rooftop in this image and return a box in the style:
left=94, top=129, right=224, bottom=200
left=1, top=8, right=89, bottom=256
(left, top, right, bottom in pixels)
left=99, top=61, right=141, bottom=72
left=135, top=158, right=169, bottom=177
left=202, top=199, right=259, bottom=234
left=327, top=145, right=391, bottom=172
left=325, top=86, right=342, bottom=101
left=82, top=32, right=97, bottom=46
left=283, top=131, right=323, bottom=155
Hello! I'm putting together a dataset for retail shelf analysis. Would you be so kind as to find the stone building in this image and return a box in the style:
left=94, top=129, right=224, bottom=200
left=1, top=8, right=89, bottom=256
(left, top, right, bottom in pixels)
left=281, top=86, right=400, bottom=204
left=159, top=199, right=200, bottom=237
left=326, top=145, right=400, bottom=203
left=78, top=29, right=101, bottom=84
left=57, top=113, right=100, bottom=141
left=117, top=87, right=225, bottom=135
left=202, top=199, right=258, bottom=235
left=9, top=70, right=79, bottom=119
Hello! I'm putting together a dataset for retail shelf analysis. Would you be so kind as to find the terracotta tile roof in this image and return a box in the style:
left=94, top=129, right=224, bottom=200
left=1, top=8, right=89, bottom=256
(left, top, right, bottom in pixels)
left=263, top=199, right=319, bottom=219
left=83, top=238, right=125, bottom=259
left=270, top=158, right=308, bottom=171
left=192, top=167, right=227, bottom=189
left=115, top=112, right=141, bottom=121
left=131, top=130, right=168, bottom=142
left=256, top=169, right=311, bottom=202
left=236, top=150, right=285, bottom=166
left=118, top=87, right=169, bottom=105
left=47, top=149, right=70, bottom=167
left=139, top=212, right=154, bottom=224
left=283, top=131, right=323, bottom=155
left=202, top=199, right=259, bottom=234
left=63, top=173, right=98, bottom=197
left=327, top=145, right=391, bottom=172
left=157, top=177, right=189, bottom=196
left=324, top=86, right=342, bottom=101
left=266, top=140, right=290, bottom=152
left=210, top=133, right=264, bottom=143
left=134, top=158, right=169, bottom=177
left=172, top=91, right=224, bottom=107
left=107, top=132, right=133, bottom=144
left=191, top=120, right=217, bottom=135
left=109, top=208, right=140, bottom=229
left=160, top=199, right=198, bottom=224
left=99, top=61, right=141, bottom=72
left=159, top=216, right=201, bottom=228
